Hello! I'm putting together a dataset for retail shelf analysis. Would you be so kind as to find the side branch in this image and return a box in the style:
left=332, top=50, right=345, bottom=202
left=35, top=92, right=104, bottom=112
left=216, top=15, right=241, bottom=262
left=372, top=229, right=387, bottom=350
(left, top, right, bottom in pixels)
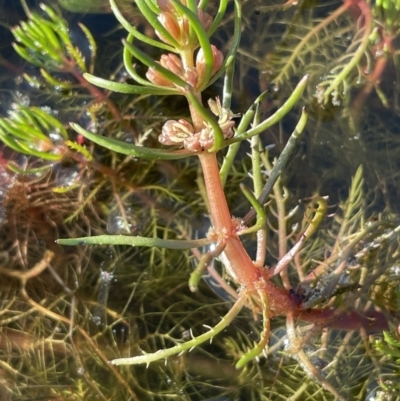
left=110, top=294, right=247, bottom=366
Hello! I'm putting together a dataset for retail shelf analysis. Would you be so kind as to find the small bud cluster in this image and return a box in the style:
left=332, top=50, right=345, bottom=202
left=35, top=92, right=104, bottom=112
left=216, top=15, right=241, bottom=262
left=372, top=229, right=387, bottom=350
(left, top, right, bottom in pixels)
left=145, top=0, right=223, bottom=90
left=155, top=1, right=213, bottom=48
left=158, top=118, right=214, bottom=151
left=208, top=97, right=240, bottom=138
left=158, top=97, right=238, bottom=151
left=146, top=46, right=223, bottom=90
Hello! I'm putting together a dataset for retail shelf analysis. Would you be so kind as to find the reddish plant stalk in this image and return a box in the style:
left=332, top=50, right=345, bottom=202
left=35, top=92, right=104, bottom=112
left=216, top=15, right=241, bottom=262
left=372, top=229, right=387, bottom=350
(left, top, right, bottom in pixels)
left=352, top=36, right=393, bottom=115
left=198, top=152, right=390, bottom=332
left=194, top=110, right=389, bottom=335
left=295, top=308, right=389, bottom=332
left=186, top=19, right=390, bottom=337
left=198, top=151, right=261, bottom=288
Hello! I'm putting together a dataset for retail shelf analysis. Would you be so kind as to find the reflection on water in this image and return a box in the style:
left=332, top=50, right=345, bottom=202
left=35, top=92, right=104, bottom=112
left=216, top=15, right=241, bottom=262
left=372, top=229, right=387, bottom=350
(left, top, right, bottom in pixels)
left=0, top=0, right=400, bottom=400
left=93, top=269, right=114, bottom=326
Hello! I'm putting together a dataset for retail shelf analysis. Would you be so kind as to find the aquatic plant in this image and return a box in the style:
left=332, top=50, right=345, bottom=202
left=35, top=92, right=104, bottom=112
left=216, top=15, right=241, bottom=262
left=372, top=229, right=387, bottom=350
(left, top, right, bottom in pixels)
left=253, top=0, right=400, bottom=119
left=52, top=0, right=398, bottom=398
left=373, top=327, right=400, bottom=396
left=0, top=0, right=400, bottom=400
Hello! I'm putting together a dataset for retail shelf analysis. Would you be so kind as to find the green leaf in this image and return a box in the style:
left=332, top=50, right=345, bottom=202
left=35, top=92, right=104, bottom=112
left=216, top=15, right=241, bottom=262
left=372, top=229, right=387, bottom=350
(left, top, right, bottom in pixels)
left=123, top=40, right=188, bottom=88
left=207, top=0, right=241, bottom=88
left=123, top=34, right=157, bottom=87
left=30, top=14, right=62, bottom=51
left=82, top=73, right=180, bottom=95
left=208, top=0, right=228, bottom=37
left=12, top=43, right=44, bottom=68
left=12, top=3, right=95, bottom=76
left=70, top=123, right=193, bottom=160
left=6, top=162, right=52, bottom=175
left=57, top=234, right=213, bottom=249
left=65, top=42, right=87, bottom=73
left=134, top=0, right=180, bottom=48
left=242, top=107, right=309, bottom=224
left=0, top=119, right=46, bottom=142
left=0, top=128, right=28, bottom=153
left=227, top=74, right=309, bottom=144
left=31, top=108, right=66, bottom=138
left=14, top=140, right=63, bottom=161
left=110, top=295, right=247, bottom=366
left=78, top=22, right=96, bottom=73
left=0, top=105, right=68, bottom=162
left=198, top=0, right=210, bottom=10
left=40, top=69, right=74, bottom=89
left=109, top=0, right=176, bottom=52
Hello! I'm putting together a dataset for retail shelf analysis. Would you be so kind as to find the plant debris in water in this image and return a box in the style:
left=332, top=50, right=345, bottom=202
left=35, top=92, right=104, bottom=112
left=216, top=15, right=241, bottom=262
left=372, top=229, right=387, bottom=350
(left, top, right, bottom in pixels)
left=0, top=0, right=399, bottom=400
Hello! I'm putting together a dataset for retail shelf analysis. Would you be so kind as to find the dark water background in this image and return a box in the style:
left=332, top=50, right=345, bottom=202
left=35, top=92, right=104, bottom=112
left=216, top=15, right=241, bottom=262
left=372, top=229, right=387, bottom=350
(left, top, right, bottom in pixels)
left=0, top=0, right=400, bottom=400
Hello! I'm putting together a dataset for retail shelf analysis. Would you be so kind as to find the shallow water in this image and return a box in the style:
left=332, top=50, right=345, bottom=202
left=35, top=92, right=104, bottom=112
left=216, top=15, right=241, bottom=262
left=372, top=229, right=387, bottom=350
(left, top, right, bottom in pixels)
left=0, top=0, right=400, bottom=400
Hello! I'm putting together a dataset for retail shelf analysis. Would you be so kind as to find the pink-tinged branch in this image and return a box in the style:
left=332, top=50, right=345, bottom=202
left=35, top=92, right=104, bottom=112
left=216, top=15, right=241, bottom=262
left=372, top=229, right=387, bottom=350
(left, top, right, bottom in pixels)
left=295, top=308, right=389, bottom=332
left=198, top=151, right=260, bottom=288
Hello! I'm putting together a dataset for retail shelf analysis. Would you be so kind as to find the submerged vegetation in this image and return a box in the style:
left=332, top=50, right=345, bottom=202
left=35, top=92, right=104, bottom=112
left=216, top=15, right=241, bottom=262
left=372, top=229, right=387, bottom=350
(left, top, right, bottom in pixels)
left=0, top=0, right=400, bottom=399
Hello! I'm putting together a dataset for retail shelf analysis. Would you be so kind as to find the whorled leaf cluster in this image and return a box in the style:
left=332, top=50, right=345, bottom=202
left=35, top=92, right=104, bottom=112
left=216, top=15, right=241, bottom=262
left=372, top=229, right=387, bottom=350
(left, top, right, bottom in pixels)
left=0, top=1, right=399, bottom=400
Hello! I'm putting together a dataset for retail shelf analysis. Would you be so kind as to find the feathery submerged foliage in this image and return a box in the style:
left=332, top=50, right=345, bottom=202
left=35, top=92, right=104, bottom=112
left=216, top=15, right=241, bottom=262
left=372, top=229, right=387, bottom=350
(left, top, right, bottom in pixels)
left=0, top=0, right=399, bottom=400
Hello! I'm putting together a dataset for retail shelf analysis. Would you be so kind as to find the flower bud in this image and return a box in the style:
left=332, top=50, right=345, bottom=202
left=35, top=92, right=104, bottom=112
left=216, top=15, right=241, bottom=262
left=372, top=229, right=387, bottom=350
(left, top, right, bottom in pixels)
left=180, top=17, right=190, bottom=46
left=160, top=54, right=184, bottom=77
left=146, top=66, right=174, bottom=87
left=211, top=46, right=224, bottom=73
left=157, top=0, right=175, bottom=13
left=219, top=120, right=235, bottom=138
left=198, top=9, right=213, bottom=31
left=185, top=68, right=198, bottom=87
left=156, top=12, right=180, bottom=45
left=147, top=53, right=200, bottom=89
left=208, top=97, right=239, bottom=138
left=159, top=119, right=194, bottom=145
left=196, top=45, right=224, bottom=87
left=184, top=126, right=215, bottom=152
left=208, top=97, right=223, bottom=117
left=183, top=135, right=202, bottom=152
left=198, top=127, right=214, bottom=149
left=156, top=1, right=213, bottom=48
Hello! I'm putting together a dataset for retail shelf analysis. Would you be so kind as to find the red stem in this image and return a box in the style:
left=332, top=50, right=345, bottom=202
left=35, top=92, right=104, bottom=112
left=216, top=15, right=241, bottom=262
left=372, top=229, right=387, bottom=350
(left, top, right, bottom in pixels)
left=260, top=269, right=390, bottom=332
left=351, top=37, right=393, bottom=115
left=295, top=308, right=389, bottom=333
left=198, top=151, right=261, bottom=288
left=196, top=143, right=390, bottom=334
